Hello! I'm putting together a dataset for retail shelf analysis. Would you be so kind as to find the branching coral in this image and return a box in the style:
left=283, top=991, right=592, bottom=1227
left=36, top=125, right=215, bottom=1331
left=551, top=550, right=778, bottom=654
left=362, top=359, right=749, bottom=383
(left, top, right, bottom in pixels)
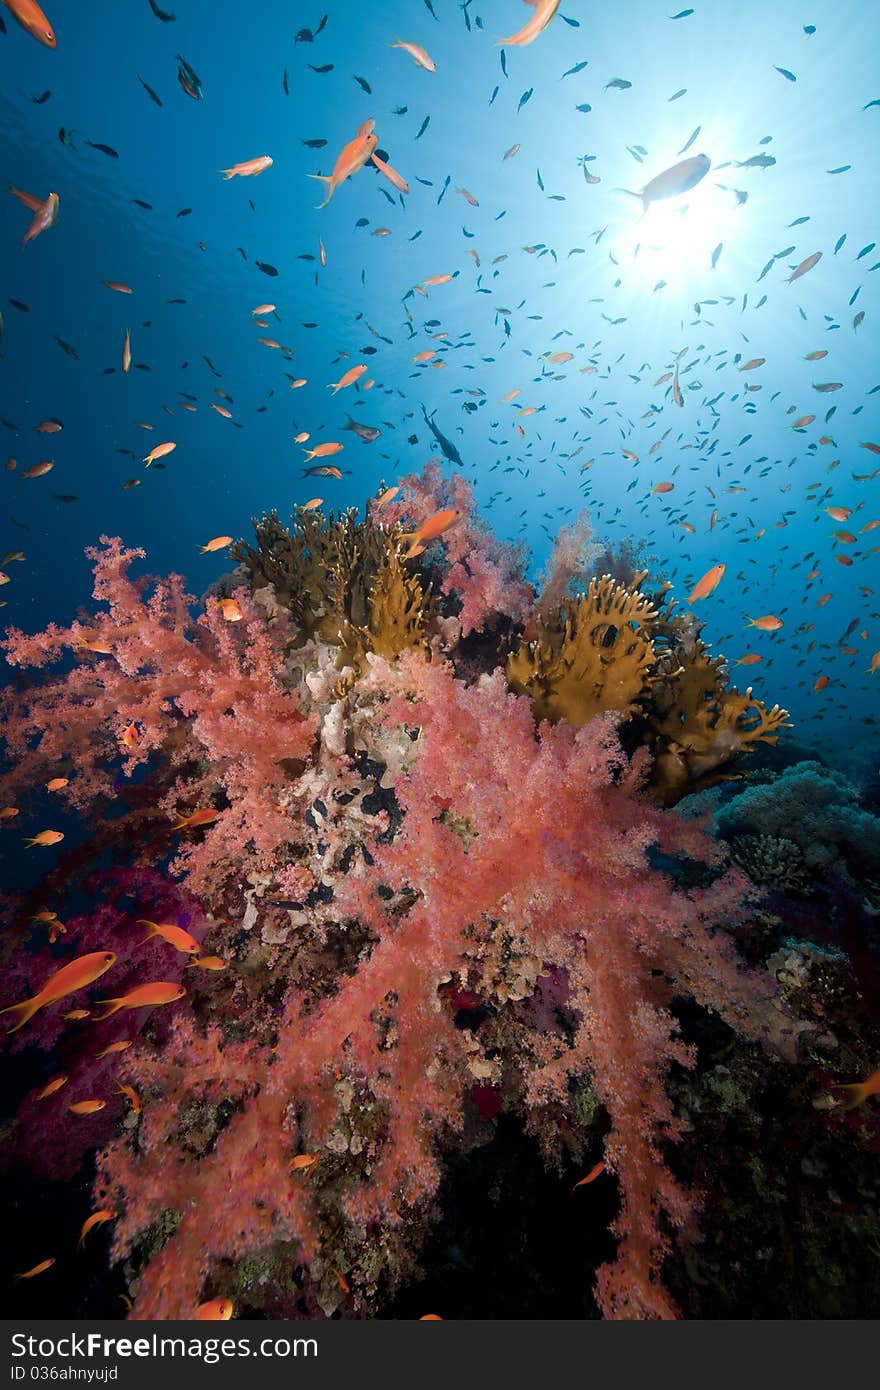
left=506, top=575, right=659, bottom=724
left=230, top=506, right=435, bottom=677
left=648, top=640, right=791, bottom=806
left=507, top=566, right=789, bottom=804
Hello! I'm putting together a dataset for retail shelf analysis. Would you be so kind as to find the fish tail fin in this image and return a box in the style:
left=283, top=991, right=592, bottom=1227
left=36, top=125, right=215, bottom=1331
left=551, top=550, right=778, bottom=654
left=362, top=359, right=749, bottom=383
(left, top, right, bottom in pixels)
left=91, top=1000, right=121, bottom=1022
left=836, top=1082, right=867, bottom=1110
left=135, top=920, right=158, bottom=945
left=327, top=382, right=341, bottom=394
left=307, top=174, right=333, bottom=209
left=0, top=997, right=40, bottom=1034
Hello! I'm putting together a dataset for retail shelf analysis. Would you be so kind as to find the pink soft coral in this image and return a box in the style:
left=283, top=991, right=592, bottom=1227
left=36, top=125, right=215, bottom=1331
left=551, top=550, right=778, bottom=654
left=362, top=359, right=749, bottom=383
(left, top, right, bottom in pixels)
left=0, top=538, right=317, bottom=897
left=350, top=652, right=765, bottom=1318
left=374, top=462, right=533, bottom=635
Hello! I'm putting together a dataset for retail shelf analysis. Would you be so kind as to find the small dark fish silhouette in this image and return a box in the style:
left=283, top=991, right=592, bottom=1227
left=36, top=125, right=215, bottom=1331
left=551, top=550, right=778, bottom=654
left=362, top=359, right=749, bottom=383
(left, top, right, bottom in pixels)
left=8, top=299, right=30, bottom=312
left=176, top=207, right=192, bottom=217
left=302, top=138, right=327, bottom=148
left=282, top=69, right=289, bottom=95
left=416, top=114, right=430, bottom=139
left=30, top=90, right=52, bottom=104
left=147, top=0, right=176, bottom=19
left=138, top=74, right=163, bottom=107
left=58, top=127, right=77, bottom=149
left=132, top=198, right=153, bottom=209
left=86, top=141, right=119, bottom=158
left=774, top=66, right=797, bottom=81
left=354, top=75, right=372, bottom=93
left=53, top=494, right=79, bottom=503
left=309, top=63, right=334, bottom=73
left=54, top=336, right=79, bottom=359
left=517, top=88, right=533, bottom=112
left=605, top=78, right=632, bottom=91
left=562, top=61, right=588, bottom=78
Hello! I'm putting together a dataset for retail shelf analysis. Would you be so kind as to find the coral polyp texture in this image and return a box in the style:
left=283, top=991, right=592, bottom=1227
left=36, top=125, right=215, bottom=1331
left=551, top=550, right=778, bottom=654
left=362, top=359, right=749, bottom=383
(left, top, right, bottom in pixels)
left=2, top=469, right=794, bottom=1319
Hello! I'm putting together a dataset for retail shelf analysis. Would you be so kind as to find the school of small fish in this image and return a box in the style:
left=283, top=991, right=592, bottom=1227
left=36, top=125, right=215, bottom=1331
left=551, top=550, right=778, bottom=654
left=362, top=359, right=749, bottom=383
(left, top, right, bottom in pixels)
left=1, top=0, right=879, bottom=1309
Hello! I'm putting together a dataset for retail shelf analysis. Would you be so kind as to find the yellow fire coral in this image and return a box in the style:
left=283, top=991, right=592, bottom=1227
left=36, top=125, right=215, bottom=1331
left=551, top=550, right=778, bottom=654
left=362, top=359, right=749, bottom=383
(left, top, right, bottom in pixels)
left=506, top=575, right=658, bottom=724
left=230, top=504, right=434, bottom=676
left=648, top=641, right=791, bottom=805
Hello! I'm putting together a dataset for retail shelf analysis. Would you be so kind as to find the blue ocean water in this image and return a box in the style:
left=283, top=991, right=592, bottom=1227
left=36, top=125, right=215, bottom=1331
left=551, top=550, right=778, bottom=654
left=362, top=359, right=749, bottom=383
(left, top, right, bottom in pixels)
left=1, top=0, right=878, bottom=771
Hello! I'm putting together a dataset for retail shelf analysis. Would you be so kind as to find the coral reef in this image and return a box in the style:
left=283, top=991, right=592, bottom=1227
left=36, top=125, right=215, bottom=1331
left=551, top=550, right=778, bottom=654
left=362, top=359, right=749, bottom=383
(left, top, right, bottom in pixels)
left=229, top=506, right=436, bottom=676
left=728, top=835, right=813, bottom=896
left=717, top=762, right=880, bottom=884
left=0, top=467, right=806, bottom=1322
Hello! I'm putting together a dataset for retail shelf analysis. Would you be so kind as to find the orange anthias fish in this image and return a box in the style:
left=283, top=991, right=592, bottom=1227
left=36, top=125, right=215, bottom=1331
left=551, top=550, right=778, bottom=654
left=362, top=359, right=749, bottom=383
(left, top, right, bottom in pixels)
left=309, top=119, right=378, bottom=209
left=15, top=1258, right=56, bottom=1281
left=215, top=598, right=244, bottom=622
left=68, top=1099, right=106, bottom=1115
left=328, top=363, right=367, bottom=394
left=144, top=441, right=176, bottom=466
left=9, top=188, right=60, bottom=245
left=196, top=1299, right=234, bottom=1321
left=93, top=981, right=186, bottom=1021
left=288, top=1152, right=320, bottom=1175
left=833, top=1065, right=880, bottom=1110
left=391, top=39, right=436, bottom=71
left=199, top=535, right=233, bottom=553
left=572, top=1161, right=606, bottom=1192
left=23, top=829, right=64, bottom=847
left=137, top=918, right=201, bottom=953
left=2, top=0, right=56, bottom=45
left=687, top=563, right=726, bottom=604
left=303, top=441, right=344, bottom=462
left=122, top=328, right=132, bottom=374
left=1, top=950, right=116, bottom=1034
left=402, top=508, right=464, bottom=559
left=746, top=614, right=784, bottom=632
left=171, top=807, right=220, bottom=831
left=189, top=955, right=227, bottom=971
left=370, top=152, right=410, bottom=194
left=35, top=1074, right=68, bottom=1100
left=499, top=0, right=561, bottom=46
left=79, top=1210, right=117, bottom=1247
left=219, top=155, right=273, bottom=180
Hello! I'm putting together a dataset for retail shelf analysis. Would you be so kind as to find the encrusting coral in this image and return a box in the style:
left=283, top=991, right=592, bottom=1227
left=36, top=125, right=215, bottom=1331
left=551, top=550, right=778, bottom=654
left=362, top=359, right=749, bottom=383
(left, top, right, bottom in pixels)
left=0, top=466, right=795, bottom=1321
